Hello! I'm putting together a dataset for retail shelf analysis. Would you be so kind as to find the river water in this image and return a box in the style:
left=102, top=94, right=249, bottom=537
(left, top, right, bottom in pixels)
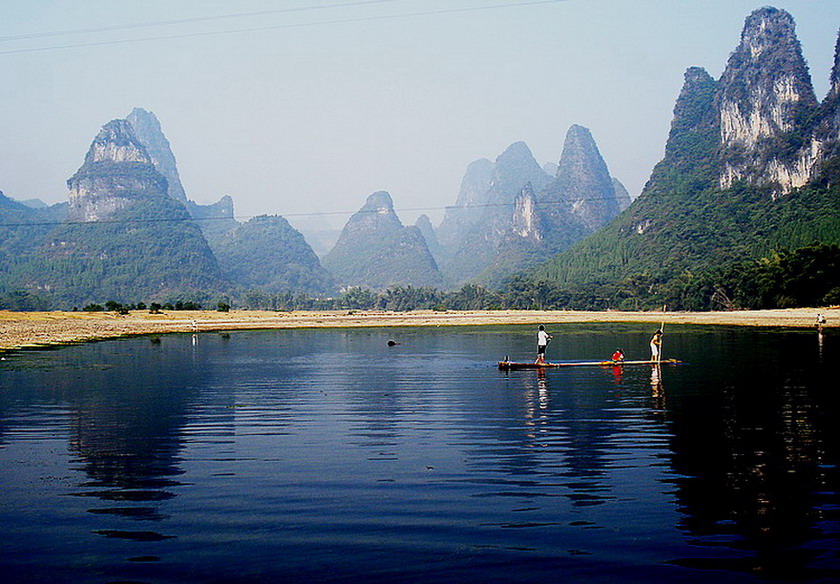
left=0, top=324, right=837, bottom=583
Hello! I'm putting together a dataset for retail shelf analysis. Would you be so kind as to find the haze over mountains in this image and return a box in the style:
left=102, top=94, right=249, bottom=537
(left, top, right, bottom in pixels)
left=0, top=104, right=625, bottom=305
left=1, top=6, right=839, bottom=310
left=322, top=191, right=443, bottom=290
left=436, top=126, right=630, bottom=288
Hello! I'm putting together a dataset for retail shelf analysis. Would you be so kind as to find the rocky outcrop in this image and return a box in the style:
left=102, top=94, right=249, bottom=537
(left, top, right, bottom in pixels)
left=187, top=195, right=239, bottom=242
left=437, top=142, right=553, bottom=286
left=66, top=119, right=169, bottom=222
left=613, top=178, right=632, bottom=211
left=718, top=7, right=820, bottom=195
left=543, top=124, right=623, bottom=231
left=38, top=117, right=226, bottom=305
left=323, top=191, right=443, bottom=289
left=414, top=214, right=441, bottom=261
left=511, top=183, right=543, bottom=241
left=519, top=6, right=840, bottom=309
left=437, top=128, right=626, bottom=288
left=126, top=108, right=188, bottom=203
left=815, top=33, right=840, bottom=156
left=436, top=158, right=494, bottom=250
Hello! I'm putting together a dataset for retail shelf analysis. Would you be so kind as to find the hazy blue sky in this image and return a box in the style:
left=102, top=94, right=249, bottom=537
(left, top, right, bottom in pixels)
left=3, top=0, right=840, bottom=228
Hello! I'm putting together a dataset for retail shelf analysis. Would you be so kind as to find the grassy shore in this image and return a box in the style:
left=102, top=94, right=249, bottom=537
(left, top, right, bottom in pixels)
left=0, top=307, right=835, bottom=353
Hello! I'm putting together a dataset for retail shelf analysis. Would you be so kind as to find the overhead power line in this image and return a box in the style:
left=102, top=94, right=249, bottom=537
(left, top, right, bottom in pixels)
left=0, top=0, right=565, bottom=56
left=0, top=195, right=629, bottom=228
left=0, top=0, right=405, bottom=43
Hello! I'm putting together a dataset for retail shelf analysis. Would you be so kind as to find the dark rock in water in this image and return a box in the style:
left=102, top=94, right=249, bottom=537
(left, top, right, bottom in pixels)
left=387, top=340, right=399, bottom=346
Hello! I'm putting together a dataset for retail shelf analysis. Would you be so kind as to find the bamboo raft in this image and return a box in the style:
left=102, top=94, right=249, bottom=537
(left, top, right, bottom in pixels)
left=498, top=359, right=681, bottom=370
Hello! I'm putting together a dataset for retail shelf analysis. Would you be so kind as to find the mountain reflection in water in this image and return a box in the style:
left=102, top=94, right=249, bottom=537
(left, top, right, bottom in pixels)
left=0, top=324, right=837, bottom=583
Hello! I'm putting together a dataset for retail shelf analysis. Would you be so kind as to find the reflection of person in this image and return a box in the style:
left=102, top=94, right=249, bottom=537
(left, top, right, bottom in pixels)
left=651, top=364, right=664, bottom=408
left=650, top=330, right=663, bottom=362
left=536, top=325, right=552, bottom=364
left=611, top=348, right=625, bottom=363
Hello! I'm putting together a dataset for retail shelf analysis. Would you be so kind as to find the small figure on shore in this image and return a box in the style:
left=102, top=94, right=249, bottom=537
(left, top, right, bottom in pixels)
left=816, top=313, right=826, bottom=332
left=611, top=348, right=625, bottom=363
left=536, top=325, right=552, bottom=364
left=650, top=330, right=663, bottom=362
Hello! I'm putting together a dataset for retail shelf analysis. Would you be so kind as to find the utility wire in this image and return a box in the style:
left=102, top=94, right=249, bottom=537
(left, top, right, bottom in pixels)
left=0, top=0, right=405, bottom=43
left=0, top=0, right=565, bottom=55
left=0, top=195, right=629, bottom=228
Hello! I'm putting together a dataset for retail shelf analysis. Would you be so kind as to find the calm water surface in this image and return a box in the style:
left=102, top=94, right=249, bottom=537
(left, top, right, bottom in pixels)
left=1, top=324, right=838, bottom=583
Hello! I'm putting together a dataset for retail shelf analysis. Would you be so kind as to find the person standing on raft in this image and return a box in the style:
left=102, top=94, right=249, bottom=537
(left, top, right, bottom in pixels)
left=816, top=313, right=826, bottom=332
left=650, top=330, right=663, bottom=362
left=536, top=325, right=553, bottom=364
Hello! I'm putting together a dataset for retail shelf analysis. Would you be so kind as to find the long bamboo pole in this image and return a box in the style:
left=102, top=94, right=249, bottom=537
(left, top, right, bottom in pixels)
left=658, top=304, right=667, bottom=364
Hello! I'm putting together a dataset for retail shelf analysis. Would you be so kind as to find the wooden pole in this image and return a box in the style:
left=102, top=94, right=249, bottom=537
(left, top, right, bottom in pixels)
left=658, top=304, right=667, bottom=364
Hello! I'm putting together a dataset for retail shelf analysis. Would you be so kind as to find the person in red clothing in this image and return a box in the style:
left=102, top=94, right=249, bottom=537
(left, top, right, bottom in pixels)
left=611, top=348, right=625, bottom=363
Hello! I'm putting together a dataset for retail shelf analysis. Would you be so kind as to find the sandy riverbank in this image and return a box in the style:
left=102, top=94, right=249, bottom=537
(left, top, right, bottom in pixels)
left=0, top=307, right=835, bottom=353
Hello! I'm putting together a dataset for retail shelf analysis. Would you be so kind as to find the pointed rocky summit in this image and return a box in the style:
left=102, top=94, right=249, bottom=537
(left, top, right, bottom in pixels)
left=50, top=117, right=224, bottom=304
left=126, top=108, right=188, bottom=203
left=67, top=119, right=168, bottom=222
left=718, top=7, right=819, bottom=194
left=545, top=124, right=622, bottom=231
left=323, top=191, right=443, bottom=289
left=414, top=213, right=441, bottom=261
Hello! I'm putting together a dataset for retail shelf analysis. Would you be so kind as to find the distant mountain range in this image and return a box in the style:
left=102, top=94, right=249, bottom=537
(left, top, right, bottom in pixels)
left=0, top=110, right=333, bottom=307
left=2, top=6, right=837, bottom=310
left=319, top=125, right=628, bottom=292
left=435, top=126, right=630, bottom=288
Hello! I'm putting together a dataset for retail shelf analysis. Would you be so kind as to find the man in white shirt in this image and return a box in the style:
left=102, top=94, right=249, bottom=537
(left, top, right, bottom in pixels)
left=536, top=325, right=552, bottom=364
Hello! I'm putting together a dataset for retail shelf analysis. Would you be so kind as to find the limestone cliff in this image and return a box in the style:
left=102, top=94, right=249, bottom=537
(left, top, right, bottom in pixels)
left=718, top=7, right=819, bottom=195
left=414, top=214, right=441, bottom=262
left=66, top=119, right=169, bottom=223
left=435, top=158, right=493, bottom=250
left=437, top=142, right=552, bottom=285
left=613, top=178, right=632, bottom=212
left=126, top=108, right=188, bottom=203
left=511, top=183, right=543, bottom=242
left=543, top=124, right=623, bottom=231
left=523, top=6, right=840, bottom=310
left=44, top=117, right=225, bottom=304
left=437, top=130, right=625, bottom=288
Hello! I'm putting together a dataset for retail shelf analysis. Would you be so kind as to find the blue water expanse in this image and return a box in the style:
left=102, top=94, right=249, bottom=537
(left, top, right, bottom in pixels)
left=0, top=323, right=838, bottom=583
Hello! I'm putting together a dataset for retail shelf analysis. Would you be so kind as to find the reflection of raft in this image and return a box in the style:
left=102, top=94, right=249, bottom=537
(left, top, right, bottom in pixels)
left=498, top=359, right=681, bottom=370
